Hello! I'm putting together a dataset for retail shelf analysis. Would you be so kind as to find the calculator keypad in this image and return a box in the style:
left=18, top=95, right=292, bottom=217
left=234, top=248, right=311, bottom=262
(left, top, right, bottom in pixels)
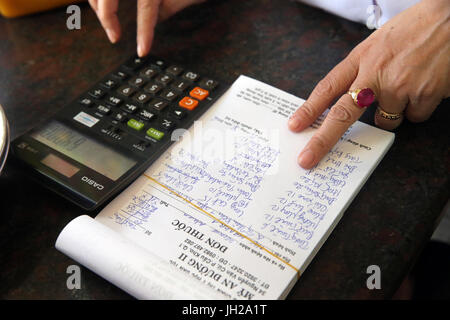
left=144, top=83, right=163, bottom=95
left=190, top=87, right=209, bottom=101
left=79, top=97, right=94, bottom=107
left=179, top=97, right=199, bottom=111
left=89, top=88, right=106, bottom=99
left=73, top=55, right=222, bottom=156
left=122, top=103, right=139, bottom=114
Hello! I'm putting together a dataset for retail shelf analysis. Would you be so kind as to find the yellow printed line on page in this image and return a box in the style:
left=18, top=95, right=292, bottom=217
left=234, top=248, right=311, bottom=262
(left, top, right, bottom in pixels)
left=143, top=173, right=300, bottom=278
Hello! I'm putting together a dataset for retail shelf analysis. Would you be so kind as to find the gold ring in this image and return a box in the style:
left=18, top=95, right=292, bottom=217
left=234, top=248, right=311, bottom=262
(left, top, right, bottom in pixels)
left=376, top=107, right=403, bottom=121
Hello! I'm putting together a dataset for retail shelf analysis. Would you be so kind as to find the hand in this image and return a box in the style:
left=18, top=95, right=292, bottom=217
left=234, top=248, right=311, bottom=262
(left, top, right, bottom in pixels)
left=288, top=0, right=450, bottom=169
left=88, top=0, right=206, bottom=57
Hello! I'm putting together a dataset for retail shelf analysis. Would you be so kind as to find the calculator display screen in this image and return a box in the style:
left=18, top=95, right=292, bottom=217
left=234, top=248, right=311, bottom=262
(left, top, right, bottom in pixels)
left=31, top=121, right=136, bottom=181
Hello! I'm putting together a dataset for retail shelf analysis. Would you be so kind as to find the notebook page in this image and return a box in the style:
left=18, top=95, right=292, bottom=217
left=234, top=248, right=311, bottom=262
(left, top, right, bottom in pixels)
left=60, top=75, right=394, bottom=299
left=56, top=215, right=223, bottom=299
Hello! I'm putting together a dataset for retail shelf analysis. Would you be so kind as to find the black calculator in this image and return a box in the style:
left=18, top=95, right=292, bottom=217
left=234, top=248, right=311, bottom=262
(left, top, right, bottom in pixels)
left=11, top=55, right=227, bottom=210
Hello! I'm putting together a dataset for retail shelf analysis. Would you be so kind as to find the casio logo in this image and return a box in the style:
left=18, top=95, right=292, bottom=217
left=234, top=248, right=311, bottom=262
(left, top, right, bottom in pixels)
left=81, top=176, right=104, bottom=191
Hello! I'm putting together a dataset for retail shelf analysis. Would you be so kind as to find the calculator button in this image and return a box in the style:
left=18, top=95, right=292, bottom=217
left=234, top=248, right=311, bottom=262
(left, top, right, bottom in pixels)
left=132, top=141, right=148, bottom=152
left=127, top=118, right=145, bottom=131
left=124, top=56, right=147, bottom=70
left=144, top=82, right=163, bottom=95
left=112, top=112, right=128, bottom=123
left=160, top=89, right=179, bottom=102
left=149, top=98, right=168, bottom=111
left=112, top=70, right=129, bottom=80
left=155, top=74, right=174, bottom=86
left=146, top=127, right=165, bottom=141
left=122, top=103, right=139, bottom=114
left=106, top=95, right=123, bottom=107
left=139, top=109, right=156, bottom=122
left=101, top=78, right=118, bottom=89
left=96, top=104, right=111, bottom=115
left=160, top=118, right=174, bottom=131
left=101, top=126, right=124, bottom=141
left=79, top=97, right=94, bottom=107
left=140, top=66, right=159, bottom=79
left=88, top=88, right=106, bottom=99
left=182, top=71, right=200, bottom=82
left=171, top=108, right=186, bottom=119
left=117, top=85, right=136, bottom=97
left=171, top=79, right=190, bottom=92
left=150, top=58, right=166, bottom=69
left=179, top=97, right=199, bottom=111
left=133, top=92, right=152, bottom=104
left=166, top=65, right=184, bottom=76
left=129, top=76, right=147, bottom=88
left=198, top=78, right=218, bottom=91
left=189, top=87, right=209, bottom=101
left=113, top=128, right=125, bottom=139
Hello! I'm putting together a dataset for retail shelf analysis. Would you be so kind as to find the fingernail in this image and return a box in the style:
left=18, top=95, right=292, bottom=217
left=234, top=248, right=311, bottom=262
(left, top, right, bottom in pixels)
left=138, top=34, right=152, bottom=57
left=298, top=149, right=315, bottom=169
left=288, top=115, right=300, bottom=130
left=137, top=42, right=147, bottom=57
left=137, top=43, right=142, bottom=57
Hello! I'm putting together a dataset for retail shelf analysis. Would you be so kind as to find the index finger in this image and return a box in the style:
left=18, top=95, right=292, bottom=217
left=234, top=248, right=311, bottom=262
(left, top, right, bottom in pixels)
left=288, top=52, right=359, bottom=133
left=297, top=89, right=370, bottom=169
left=136, top=0, right=161, bottom=57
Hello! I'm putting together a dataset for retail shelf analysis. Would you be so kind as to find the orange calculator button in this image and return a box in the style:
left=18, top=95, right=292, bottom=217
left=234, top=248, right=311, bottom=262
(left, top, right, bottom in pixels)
left=179, top=97, right=199, bottom=110
left=189, top=87, right=209, bottom=101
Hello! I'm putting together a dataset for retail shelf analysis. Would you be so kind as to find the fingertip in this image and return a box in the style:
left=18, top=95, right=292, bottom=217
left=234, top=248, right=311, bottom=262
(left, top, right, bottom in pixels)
left=105, top=28, right=119, bottom=43
left=137, top=44, right=145, bottom=58
left=136, top=0, right=159, bottom=57
left=288, top=115, right=301, bottom=131
left=289, top=114, right=311, bottom=132
left=137, top=28, right=154, bottom=57
left=298, top=149, right=316, bottom=169
left=137, top=39, right=151, bottom=57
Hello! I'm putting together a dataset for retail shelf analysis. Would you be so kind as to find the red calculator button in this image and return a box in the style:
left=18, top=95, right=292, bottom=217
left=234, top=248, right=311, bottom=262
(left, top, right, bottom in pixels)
left=179, top=97, right=199, bottom=110
left=189, top=87, right=209, bottom=101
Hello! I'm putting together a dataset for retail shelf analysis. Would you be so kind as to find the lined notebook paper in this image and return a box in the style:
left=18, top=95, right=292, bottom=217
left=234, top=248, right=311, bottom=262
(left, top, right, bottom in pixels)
left=56, top=75, right=394, bottom=299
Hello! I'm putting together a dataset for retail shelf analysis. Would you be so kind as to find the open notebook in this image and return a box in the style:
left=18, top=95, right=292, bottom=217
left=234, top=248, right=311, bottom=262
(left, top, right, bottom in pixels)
left=56, top=75, right=394, bottom=299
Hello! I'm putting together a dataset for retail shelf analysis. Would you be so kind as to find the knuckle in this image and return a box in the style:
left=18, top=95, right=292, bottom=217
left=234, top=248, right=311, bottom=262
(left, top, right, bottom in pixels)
left=327, top=104, right=354, bottom=124
left=349, top=41, right=366, bottom=60
left=309, top=134, right=329, bottom=151
left=297, top=101, right=317, bottom=122
left=371, top=49, right=395, bottom=72
left=315, top=77, right=335, bottom=96
left=390, top=73, right=409, bottom=96
left=417, top=80, right=437, bottom=100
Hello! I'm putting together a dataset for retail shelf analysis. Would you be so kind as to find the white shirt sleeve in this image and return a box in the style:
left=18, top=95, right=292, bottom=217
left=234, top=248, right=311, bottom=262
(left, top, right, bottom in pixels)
left=297, top=0, right=421, bottom=28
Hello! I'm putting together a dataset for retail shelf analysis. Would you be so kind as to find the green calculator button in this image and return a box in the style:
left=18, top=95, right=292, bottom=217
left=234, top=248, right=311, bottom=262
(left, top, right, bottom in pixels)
left=146, top=128, right=164, bottom=140
left=127, top=118, right=144, bottom=131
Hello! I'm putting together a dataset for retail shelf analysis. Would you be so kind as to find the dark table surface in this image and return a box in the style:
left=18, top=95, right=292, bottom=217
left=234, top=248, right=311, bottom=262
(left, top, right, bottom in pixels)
left=0, top=0, right=448, bottom=300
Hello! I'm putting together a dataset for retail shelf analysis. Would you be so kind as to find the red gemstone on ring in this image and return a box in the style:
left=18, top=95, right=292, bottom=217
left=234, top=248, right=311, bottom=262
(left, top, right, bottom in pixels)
left=356, top=88, right=375, bottom=108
